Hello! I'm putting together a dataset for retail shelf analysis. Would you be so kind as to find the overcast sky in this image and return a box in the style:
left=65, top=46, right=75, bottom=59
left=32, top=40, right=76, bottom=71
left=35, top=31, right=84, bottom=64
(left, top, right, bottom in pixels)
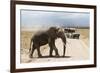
left=21, top=10, right=90, bottom=28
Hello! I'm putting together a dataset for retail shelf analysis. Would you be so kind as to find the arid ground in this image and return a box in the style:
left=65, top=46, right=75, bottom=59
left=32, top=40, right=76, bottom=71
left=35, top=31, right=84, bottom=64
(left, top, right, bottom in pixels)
left=20, top=28, right=90, bottom=63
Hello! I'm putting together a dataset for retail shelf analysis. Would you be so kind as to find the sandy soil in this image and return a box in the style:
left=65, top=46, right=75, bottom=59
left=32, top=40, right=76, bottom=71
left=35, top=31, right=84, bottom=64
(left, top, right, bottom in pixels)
left=20, top=29, right=89, bottom=63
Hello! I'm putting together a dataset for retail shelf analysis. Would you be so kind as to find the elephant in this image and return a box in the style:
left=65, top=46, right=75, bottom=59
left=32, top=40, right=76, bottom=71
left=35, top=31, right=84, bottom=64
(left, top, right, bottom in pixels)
left=29, top=27, right=66, bottom=58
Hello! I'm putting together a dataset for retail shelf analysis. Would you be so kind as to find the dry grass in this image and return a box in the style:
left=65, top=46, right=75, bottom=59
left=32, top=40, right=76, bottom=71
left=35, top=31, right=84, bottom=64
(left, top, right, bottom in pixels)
left=76, top=29, right=89, bottom=39
left=76, top=29, right=89, bottom=45
left=21, top=31, right=33, bottom=49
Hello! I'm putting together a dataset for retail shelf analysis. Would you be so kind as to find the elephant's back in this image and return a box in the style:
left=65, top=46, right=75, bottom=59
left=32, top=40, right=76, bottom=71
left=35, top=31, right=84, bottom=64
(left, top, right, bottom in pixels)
left=33, top=32, right=49, bottom=46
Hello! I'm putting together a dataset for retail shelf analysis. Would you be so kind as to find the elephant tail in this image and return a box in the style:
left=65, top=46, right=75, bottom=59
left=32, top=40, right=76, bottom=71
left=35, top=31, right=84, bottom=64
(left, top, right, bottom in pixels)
left=29, top=38, right=33, bottom=53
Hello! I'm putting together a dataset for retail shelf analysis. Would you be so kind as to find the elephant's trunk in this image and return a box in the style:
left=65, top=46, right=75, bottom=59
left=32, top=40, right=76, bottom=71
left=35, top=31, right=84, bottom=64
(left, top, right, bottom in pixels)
left=62, top=35, right=66, bottom=57
left=57, top=28, right=66, bottom=57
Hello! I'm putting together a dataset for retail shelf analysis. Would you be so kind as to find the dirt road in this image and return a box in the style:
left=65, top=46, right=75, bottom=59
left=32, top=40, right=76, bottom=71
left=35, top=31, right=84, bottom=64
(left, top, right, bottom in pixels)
left=21, top=37, right=89, bottom=63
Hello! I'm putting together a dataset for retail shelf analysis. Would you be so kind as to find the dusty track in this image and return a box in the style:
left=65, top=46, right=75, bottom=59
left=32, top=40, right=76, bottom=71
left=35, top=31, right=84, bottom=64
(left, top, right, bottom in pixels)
left=21, top=38, right=89, bottom=63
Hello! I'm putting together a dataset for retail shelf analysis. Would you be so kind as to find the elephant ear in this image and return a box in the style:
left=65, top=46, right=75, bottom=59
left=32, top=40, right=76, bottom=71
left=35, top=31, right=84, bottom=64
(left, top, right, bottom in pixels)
left=58, top=28, right=64, bottom=32
left=57, top=28, right=65, bottom=37
left=48, top=27, right=59, bottom=39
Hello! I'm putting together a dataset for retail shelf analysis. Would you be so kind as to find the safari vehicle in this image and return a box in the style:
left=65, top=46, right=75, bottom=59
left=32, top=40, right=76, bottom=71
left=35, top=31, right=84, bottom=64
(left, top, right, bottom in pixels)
left=64, top=28, right=80, bottom=39
left=71, top=33, right=80, bottom=39
left=65, top=32, right=80, bottom=39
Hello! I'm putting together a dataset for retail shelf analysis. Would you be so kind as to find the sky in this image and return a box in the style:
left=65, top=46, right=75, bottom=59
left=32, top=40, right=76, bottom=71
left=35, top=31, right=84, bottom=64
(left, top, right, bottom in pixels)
left=21, top=10, right=90, bottom=28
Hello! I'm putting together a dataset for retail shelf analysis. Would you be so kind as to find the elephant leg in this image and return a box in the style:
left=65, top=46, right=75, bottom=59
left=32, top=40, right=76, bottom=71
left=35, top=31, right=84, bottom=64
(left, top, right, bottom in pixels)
left=49, top=41, right=59, bottom=57
left=50, top=47, right=53, bottom=57
left=29, top=46, right=35, bottom=58
left=49, top=42, right=54, bottom=57
left=53, top=46, right=59, bottom=57
left=37, top=47, right=42, bottom=57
